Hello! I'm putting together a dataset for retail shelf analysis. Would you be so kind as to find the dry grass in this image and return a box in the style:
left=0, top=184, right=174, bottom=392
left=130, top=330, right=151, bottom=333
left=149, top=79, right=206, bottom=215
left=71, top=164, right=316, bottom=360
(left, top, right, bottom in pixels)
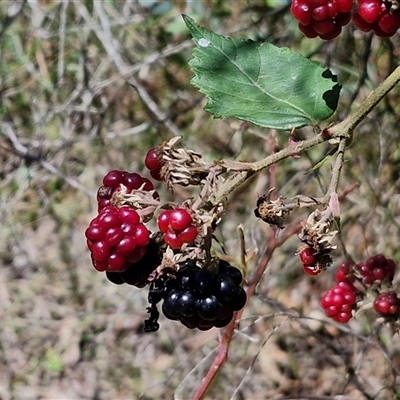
left=1, top=1, right=400, bottom=399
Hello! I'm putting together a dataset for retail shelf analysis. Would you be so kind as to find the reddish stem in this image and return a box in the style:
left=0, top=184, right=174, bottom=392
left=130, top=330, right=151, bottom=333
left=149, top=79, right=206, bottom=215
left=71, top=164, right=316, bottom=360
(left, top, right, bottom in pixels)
left=192, top=224, right=301, bottom=400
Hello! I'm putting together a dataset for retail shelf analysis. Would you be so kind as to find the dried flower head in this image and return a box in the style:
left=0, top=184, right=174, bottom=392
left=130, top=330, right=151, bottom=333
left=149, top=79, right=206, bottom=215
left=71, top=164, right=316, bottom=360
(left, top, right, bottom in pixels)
left=298, top=208, right=338, bottom=271
left=111, top=184, right=159, bottom=223
left=254, top=189, right=290, bottom=229
left=159, top=137, right=211, bottom=188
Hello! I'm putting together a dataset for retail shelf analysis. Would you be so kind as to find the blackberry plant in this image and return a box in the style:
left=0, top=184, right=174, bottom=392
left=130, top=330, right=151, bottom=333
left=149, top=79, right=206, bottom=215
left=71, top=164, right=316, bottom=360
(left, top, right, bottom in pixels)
left=82, top=11, right=400, bottom=400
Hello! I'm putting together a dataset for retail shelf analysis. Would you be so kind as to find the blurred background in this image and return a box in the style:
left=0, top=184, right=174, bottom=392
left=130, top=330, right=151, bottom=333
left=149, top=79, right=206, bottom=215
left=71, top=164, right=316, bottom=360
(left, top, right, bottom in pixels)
left=1, top=1, right=400, bottom=399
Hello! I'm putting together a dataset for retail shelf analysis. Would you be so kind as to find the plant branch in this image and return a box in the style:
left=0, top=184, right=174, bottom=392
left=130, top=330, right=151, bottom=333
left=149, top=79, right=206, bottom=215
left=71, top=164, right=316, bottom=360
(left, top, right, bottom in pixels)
left=213, top=133, right=326, bottom=204
left=192, top=224, right=301, bottom=400
left=211, top=65, right=400, bottom=206
left=328, top=64, right=400, bottom=137
left=322, top=136, right=347, bottom=204
left=191, top=67, right=400, bottom=399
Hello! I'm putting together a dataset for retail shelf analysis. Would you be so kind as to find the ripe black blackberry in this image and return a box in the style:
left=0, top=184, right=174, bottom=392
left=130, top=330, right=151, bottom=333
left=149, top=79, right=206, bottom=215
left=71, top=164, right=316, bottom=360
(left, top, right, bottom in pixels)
left=145, top=259, right=246, bottom=332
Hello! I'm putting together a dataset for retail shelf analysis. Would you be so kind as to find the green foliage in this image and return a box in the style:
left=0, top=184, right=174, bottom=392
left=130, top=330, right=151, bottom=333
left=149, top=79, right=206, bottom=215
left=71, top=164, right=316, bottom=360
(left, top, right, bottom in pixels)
left=43, top=349, right=63, bottom=373
left=184, top=15, right=341, bottom=130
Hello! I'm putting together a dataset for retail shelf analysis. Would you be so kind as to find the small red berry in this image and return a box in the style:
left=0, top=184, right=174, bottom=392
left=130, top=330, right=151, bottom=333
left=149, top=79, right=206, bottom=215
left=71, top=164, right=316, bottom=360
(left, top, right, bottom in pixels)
left=124, top=172, right=144, bottom=190
left=379, top=12, right=400, bottom=34
left=335, top=0, right=354, bottom=13
left=352, top=8, right=374, bottom=31
left=119, top=206, right=140, bottom=225
left=108, top=252, right=127, bottom=272
left=92, top=241, right=111, bottom=262
left=104, top=227, right=125, bottom=246
left=164, top=231, right=184, bottom=249
left=116, top=236, right=137, bottom=256
left=303, top=264, right=321, bottom=276
left=141, top=177, right=155, bottom=191
left=150, top=169, right=163, bottom=182
left=334, top=312, right=352, bottom=323
left=358, top=1, right=381, bottom=23
left=157, top=210, right=172, bottom=233
left=299, top=246, right=316, bottom=265
left=85, top=224, right=106, bottom=242
left=103, top=170, right=125, bottom=188
left=320, top=280, right=357, bottom=323
left=291, top=0, right=313, bottom=25
left=134, top=224, right=150, bottom=247
left=298, top=22, right=319, bottom=38
left=169, top=208, right=192, bottom=231
left=179, top=226, right=198, bottom=244
left=145, top=148, right=162, bottom=171
left=335, top=262, right=351, bottom=283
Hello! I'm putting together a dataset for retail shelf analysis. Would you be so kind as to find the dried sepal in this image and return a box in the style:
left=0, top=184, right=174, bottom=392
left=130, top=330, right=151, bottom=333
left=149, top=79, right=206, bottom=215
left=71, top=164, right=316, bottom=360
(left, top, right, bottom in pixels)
left=111, top=184, right=159, bottom=222
left=254, top=189, right=291, bottom=229
left=389, top=0, right=399, bottom=12
left=298, top=208, right=338, bottom=271
left=158, top=137, right=212, bottom=188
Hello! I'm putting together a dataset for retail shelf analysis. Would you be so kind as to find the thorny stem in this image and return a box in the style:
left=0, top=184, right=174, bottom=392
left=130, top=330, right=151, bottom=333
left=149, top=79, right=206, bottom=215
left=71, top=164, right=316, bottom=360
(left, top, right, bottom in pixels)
left=192, top=166, right=218, bottom=211
left=212, top=133, right=326, bottom=205
left=327, top=64, right=400, bottom=137
left=192, top=65, right=400, bottom=400
left=322, top=136, right=347, bottom=204
left=212, top=65, right=400, bottom=206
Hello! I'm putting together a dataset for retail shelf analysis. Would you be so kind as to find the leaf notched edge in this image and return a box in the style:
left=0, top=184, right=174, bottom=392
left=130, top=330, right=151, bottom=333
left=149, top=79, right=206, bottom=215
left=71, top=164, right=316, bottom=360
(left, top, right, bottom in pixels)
left=183, top=15, right=341, bottom=129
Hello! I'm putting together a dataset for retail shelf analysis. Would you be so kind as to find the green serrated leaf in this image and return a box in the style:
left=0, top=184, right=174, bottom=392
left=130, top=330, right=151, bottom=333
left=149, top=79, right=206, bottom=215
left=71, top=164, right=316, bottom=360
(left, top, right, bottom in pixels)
left=183, top=15, right=341, bottom=130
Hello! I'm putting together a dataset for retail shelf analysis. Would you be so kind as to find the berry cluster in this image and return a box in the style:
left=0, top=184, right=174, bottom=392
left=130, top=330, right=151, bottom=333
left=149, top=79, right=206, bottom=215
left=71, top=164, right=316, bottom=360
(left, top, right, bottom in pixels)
left=373, top=291, right=400, bottom=317
left=157, top=208, right=198, bottom=249
left=97, top=169, right=157, bottom=211
left=85, top=205, right=150, bottom=272
left=291, top=0, right=353, bottom=40
left=320, top=254, right=399, bottom=324
left=85, top=142, right=247, bottom=333
left=146, top=260, right=247, bottom=331
left=353, top=0, right=400, bottom=36
left=320, top=274, right=357, bottom=323
left=355, top=253, right=395, bottom=285
left=291, top=0, right=400, bottom=39
left=105, top=239, right=161, bottom=288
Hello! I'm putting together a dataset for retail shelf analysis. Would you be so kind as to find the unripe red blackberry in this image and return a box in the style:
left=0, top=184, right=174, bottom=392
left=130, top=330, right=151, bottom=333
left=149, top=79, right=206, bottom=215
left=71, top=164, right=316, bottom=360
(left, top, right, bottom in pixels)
left=97, top=170, right=157, bottom=211
left=355, top=254, right=395, bottom=286
left=373, top=291, right=400, bottom=317
left=353, top=0, right=400, bottom=37
left=85, top=205, right=150, bottom=272
left=299, top=246, right=315, bottom=265
left=291, top=0, right=353, bottom=40
left=320, top=281, right=357, bottom=323
left=335, top=262, right=352, bottom=283
left=157, top=208, right=198, bottom=249
left=144, top=148, right=163, bottom=181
